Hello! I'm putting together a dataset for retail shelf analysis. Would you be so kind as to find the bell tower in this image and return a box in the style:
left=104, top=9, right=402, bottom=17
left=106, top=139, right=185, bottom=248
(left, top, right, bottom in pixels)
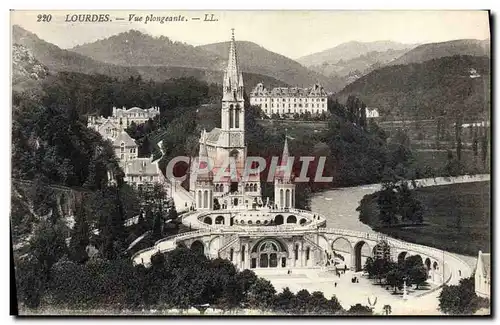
left=220, top=29, right=245, bottom=149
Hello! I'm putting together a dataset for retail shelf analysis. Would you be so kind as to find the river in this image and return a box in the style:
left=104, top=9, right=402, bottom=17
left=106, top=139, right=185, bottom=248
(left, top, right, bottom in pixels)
left=309, top=175, right=490, bottom=269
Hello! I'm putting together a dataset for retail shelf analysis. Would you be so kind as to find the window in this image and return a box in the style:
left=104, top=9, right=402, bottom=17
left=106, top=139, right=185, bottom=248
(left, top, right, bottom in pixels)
left=121, top=154, right=124, bottom=159
left=288, top=109, right=291, bottom=113
left=283, top=98, right=285, bottom=102
left=294, top=104, right=297, bottom=108
left=265, top=104, right=268, bottom=108
left=305, top=104, right=308, bottom=108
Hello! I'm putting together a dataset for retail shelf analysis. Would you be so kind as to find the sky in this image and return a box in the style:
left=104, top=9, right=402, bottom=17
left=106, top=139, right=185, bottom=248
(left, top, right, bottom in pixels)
left=11, top=10, right=490, bottom=59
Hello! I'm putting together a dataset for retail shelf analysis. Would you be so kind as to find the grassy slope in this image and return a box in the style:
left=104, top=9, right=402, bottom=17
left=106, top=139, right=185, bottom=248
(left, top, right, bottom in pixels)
left=358, top=181, right=490, bottom=256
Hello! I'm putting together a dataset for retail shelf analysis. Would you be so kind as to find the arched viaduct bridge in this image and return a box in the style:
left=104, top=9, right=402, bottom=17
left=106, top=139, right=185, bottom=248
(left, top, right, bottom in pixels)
left=132, top=210, right=471, bottom=286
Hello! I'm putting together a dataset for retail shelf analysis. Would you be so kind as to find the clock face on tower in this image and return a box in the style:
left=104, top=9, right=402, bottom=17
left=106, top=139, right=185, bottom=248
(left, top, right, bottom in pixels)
left=230, top=133, right=242, bottom=147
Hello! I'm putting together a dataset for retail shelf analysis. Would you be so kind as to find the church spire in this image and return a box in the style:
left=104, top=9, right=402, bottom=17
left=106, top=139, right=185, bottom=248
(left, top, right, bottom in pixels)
left=223, top=29, right=244, bottom=101
left=282, top=130, right=290, bottom=164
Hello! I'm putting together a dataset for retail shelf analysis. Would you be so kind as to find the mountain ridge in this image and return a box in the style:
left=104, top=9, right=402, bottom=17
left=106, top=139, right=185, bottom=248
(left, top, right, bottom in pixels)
left=297, top=40, right=418, bottom=67
left=11, top=25, right=287, bottom=91
left=387, top=39, right=490, bottom=66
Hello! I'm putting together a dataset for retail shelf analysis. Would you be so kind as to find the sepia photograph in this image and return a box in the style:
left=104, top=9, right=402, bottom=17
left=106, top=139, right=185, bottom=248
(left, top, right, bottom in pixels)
left=9, top=9, right=491, bottom=316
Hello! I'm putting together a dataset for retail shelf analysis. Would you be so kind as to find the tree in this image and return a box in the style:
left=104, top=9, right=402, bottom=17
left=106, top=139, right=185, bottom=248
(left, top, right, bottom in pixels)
left=347, top=303, right=373, bottom=315
left=151, top=211, right=163, bottom=240
left=68, top=204, right=90, bottom=263
left=247, top=278, right=276, bottom=311
left=273, top=287, right=296, bottom=314
left=29, top=219, right=68, bottom=277
left=364, top=257, right=375, bottom=277
left=15, top=257, right=45, bottom=309
left=294, top=289, right=311, bottom=314
left=408, top=264, right=428, bottom=289
left=377, top=182, right=399, bottom=225
left=308, top=291, right=331, bottom=314
left=327, top=295, right=343, bottom=314
left=167, top=205, right=178, bottom=222
left=439, top=277, right=487, bottom=315
left=236, top=269, right=258, bottom=304
left=454, top=115, right=463, bottom=161
left=386, top=267, right=405, bottom=292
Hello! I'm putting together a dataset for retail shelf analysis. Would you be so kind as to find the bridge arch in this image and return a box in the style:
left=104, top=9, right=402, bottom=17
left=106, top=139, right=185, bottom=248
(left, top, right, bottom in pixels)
left=208, top=236, right=222, bottom=257
left=425, top=257, right=431, bottom=270
left=203, top=216, right=212, bottom=225
left=398, top=251, right=408, bottom=264
left=191, top=240, right=205, bottom=255
left=299, top=218, right=307, bottom=225
left=286, top=215, right=297, bottom=224
left=354, top=240, right=371, bottom=272
left=331, top=237, right=353, bottom=268
left=275, top=214, right=284, bottom=225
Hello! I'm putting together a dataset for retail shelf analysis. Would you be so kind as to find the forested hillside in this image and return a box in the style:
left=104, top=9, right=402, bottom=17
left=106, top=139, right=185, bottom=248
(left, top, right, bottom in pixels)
left=336, top=55, right=490, bottom=120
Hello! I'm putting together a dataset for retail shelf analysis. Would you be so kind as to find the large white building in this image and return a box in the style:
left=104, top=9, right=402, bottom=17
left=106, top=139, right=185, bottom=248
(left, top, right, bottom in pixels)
left=87, top=107, right=165, bottom=191
left=87, top=106, right=160, bottom=134
left=249, top=83, right=328, bottom=117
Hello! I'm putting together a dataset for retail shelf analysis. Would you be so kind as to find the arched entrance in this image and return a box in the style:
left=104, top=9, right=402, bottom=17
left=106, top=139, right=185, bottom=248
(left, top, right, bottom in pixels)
left=275, top=215, right=284, bottom=225
left=354, top=241, right=371, bottom=272
left=204, top=216, right=212, bottom=225
left=191, top=240, right=205, bottom=255
left=398, top=251, right=408, bottom=264
left=331, top=237, right=353, bottom=268
left=286, top=215, right=297, bottom=223
left=215, top=215, right=224, bottom=225
left=250, top=239, right=288, bottom=269
left=299, top=218, right=307, bottom=225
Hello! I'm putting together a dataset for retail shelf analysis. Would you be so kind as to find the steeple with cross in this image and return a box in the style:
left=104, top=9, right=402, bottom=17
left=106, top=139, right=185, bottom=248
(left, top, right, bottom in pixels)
left=221, top=28, right=245, bottom=147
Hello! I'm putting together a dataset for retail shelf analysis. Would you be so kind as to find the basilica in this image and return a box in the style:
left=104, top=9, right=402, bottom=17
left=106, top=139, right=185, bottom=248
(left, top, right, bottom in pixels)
left=188, top=30, right=294, bottom=212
